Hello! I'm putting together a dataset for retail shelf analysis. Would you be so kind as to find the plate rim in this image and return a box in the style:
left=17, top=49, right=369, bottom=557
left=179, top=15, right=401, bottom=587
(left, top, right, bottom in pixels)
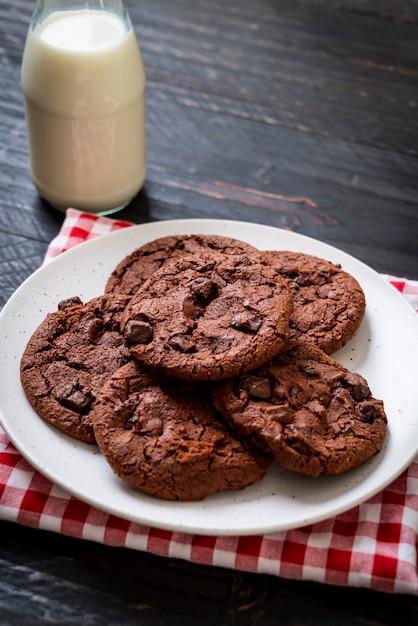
left=1, top=218, right=418, bottom=536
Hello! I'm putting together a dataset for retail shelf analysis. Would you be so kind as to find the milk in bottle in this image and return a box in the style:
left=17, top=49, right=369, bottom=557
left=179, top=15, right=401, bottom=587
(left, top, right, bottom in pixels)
left=21, top=1, right=146, bottom=214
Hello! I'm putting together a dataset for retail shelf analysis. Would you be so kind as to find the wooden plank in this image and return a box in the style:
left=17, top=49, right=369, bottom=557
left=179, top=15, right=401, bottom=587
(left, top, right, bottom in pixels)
left=130, top=0, right=418, bottom=155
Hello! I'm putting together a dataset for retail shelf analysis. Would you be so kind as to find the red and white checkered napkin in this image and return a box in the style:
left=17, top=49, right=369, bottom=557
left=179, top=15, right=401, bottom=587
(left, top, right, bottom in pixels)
left=2, top=209, right=418, bottom=594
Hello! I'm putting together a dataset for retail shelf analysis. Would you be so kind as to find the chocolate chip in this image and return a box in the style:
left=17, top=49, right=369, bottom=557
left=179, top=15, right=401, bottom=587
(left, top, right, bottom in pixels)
left=286, top=437, right=311, bottom=455
left=358, top=400, right=383, bottom=423
left=168, top=335, right=196, bottom=353
left=59, top=386, right=92, bottom=413
left=182, top=295, right=203, bottom=319
left=240, top=375, right=271, bottom=399
left=124, top=319, right=153, bottom=344
left=294, top=274, right=310, bottom=287
left=191, top=278, right=218, bottom=305
left=231, top=311, right=262, bottom=333
left=58, top=296, right=83, bottom=310
left=86, top=318, right=104, bottom=342
left=344, top=373, right=370, bottom=401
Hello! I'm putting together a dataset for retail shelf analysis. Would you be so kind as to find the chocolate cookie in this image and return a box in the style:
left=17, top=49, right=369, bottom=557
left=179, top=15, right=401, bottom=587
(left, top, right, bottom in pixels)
left=105, top=233, right=261, bottom=296
left=121, top=252, right=293, bottom=382
left=20, top=294, right=132, bottom=443
left=92, top=360, right=272, bottom=501
left=212, top=342, right=387, bottom=477
left=262, top=250, right=366, bottom=354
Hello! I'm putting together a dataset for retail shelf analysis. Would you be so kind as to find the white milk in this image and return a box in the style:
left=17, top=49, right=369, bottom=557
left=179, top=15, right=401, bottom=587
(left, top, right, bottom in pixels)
left=21, top=9, right=146, bottom=213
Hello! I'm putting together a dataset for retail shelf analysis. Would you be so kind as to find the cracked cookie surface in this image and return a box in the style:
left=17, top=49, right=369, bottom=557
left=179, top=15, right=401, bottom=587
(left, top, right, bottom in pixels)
left=105, top=233, right=261, bottom=296
left=92, top=360, right=272, bottom=500
left=121, top=252, right=293, bottom=382
left=20, top=294, right=131, bottom=443
left=212, top=341, right=387, bottom=477
left=262, top=250, right=366, bottom=354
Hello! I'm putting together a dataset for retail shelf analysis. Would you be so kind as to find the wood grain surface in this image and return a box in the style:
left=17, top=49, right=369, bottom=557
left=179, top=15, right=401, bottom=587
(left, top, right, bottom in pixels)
left=0, top=0, right=417, bottom=624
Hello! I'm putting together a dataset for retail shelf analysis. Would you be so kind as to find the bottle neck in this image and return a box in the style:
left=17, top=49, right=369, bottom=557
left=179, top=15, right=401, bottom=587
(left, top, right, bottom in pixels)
left=31, top=0, right=131, bottom=31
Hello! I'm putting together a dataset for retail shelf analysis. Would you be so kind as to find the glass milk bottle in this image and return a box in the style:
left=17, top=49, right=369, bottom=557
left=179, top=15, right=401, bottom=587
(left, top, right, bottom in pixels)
left=21, top=0, right=146, bottom=214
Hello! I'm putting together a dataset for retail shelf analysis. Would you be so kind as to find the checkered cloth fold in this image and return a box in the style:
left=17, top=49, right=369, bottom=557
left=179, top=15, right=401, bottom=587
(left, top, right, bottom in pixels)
left=1, top=209, right=418, bottom=594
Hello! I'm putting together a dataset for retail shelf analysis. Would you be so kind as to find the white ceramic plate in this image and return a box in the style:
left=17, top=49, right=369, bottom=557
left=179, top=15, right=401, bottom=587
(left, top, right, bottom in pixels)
left=1, top=219, right=418, bottom=536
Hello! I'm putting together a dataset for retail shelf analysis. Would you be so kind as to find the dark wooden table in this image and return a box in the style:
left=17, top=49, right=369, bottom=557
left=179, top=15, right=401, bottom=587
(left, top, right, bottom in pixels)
left=1, top=1, right=417, bottom=623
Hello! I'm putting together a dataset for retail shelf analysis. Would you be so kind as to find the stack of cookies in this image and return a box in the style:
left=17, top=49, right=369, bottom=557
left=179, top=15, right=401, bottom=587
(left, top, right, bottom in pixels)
left=20, top=234, right=387, bottom=501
